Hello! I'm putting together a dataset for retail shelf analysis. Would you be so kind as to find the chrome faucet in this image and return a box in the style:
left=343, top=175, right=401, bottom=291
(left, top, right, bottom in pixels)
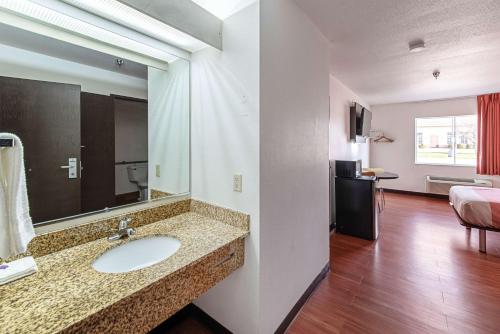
left=108, top=217, right=136, bottom=241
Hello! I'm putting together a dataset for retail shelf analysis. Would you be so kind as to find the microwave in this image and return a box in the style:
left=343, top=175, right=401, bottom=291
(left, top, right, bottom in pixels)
left=335, top=160, right=362, bottom=178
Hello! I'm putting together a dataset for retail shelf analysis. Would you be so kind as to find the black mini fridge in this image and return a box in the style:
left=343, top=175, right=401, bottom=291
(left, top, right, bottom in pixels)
left=335, top=176, right=379, bottom=240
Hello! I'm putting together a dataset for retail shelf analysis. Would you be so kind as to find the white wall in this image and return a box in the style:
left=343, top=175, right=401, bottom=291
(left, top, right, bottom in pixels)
left=260, top=0, right=330, bottom=333
left=191, top=3, right=260, bottom=334
left=148, top=61, right=190, bottom=196
left=371, top=97, right=500, bottom=192
left=330, top=75, right=370, bottom=167
left=0, top=43, right=147, bottom=99
left=192, top=3, right=331, bottom=333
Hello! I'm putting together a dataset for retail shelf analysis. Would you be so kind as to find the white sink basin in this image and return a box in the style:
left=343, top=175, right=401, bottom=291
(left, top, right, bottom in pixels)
left=92, top=236, right=181, bottom=273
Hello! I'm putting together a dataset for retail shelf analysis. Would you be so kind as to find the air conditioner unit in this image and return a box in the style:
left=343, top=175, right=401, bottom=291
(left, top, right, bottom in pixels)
left=425, top=176, right=493, bottom=195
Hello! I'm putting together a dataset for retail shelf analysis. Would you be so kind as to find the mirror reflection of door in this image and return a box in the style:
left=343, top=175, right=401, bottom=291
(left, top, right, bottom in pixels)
left=80, top=94, right=148, bottom=213
left=0, top=81, right=150, bottom=223
left=80, top=92, right=115, bottom=213
left=0, top=76, right=81, bottom=223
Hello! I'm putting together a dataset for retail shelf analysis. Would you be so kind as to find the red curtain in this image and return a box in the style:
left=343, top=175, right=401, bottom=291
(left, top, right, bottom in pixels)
left=477, top=93, right=500, bottom=175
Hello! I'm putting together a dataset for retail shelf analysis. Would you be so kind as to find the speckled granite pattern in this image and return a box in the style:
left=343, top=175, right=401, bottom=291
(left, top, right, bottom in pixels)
left=65, top=239, right=244, bottom=334
left=4, top=198, right=248, bottom=262
left=25, top=199, right=190, bottom=259
left=0, top=213, right=248, bottom=334
left=150, top=189, right=173, bottom=199
left=191, top=199, right=250, bottom=231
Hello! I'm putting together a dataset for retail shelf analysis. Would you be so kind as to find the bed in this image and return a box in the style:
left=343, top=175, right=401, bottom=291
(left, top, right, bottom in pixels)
left=449, top=186, right=500, bottom=253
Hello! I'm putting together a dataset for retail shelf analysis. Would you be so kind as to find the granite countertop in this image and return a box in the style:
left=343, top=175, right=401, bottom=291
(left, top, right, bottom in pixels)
left=0, top=212, right=249, bottom=334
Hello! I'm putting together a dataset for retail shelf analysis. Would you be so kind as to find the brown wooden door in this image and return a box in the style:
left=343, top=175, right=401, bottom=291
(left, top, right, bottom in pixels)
left=0, top=76, right=81, bottom=223
left=81, top=92, right=115, bottom=213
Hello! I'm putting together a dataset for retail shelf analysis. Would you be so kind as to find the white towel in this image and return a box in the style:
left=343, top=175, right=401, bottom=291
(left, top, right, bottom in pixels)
left=0, top=133, right=35, bottom=259
left=0, top=256, right=37, bottom=285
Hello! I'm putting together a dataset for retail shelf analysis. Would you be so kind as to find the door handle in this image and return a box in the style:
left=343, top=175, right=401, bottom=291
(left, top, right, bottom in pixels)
left=60, top=158, right=78, bottom=179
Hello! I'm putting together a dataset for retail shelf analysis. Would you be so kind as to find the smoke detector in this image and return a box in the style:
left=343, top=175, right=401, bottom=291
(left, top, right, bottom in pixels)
left=409, top=40, right=425, bottom=53
left=433, top=70, right=440, bottom=80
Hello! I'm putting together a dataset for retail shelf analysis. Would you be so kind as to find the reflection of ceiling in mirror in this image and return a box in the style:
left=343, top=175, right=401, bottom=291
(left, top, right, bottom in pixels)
left=0, top=23, right=147, bottom=79
left=0, top=43, right=148, bottom=99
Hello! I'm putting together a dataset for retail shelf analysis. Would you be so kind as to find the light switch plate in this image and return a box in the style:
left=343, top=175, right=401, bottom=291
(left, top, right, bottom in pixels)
left=156, top=165, right=161, bottom=177
left=233, top=174, right=242, bottom=192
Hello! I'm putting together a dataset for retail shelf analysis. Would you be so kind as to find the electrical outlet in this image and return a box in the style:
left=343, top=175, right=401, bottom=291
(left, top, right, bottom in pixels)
left=233, top=174, right=243, bottom=192
left=155, top=164, right=161, bottom=177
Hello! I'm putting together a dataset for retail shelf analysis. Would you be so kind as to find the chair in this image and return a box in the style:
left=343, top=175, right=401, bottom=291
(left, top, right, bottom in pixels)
left=362, top=171, right=384, bottom=213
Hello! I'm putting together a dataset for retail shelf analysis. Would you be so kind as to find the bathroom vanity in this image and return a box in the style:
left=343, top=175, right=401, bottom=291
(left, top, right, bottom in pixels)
left=0, top=198, right=248, bottom=334
left=0, top=3, right=251, bottom=333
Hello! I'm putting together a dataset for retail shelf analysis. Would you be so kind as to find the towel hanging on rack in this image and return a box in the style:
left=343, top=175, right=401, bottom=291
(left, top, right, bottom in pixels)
left=0, top=133, right=35, bottom=259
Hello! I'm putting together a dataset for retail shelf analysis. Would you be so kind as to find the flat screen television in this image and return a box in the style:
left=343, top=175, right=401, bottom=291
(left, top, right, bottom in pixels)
left=350, top=103, right=371, bottom=141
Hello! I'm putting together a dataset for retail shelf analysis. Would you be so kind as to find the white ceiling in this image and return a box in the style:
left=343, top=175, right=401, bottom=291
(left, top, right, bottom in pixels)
left=295, top=0, right=500, bottom=105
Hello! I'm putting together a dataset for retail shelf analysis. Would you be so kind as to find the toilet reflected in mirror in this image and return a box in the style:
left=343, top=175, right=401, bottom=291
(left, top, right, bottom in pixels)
left=127, top=164, right=149, bottom=202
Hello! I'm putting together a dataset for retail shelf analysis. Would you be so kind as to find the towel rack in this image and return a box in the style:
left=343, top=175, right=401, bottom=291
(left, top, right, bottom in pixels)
left=0, top=138, right=14, bottom=147
left=115, top=160, right=148, bottom=165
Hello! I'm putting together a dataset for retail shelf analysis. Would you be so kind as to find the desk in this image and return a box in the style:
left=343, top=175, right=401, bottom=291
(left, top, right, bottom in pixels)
left=376, top=172, right=399, bottom=180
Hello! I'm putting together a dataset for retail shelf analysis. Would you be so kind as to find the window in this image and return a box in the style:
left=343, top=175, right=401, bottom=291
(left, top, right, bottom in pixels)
left=447, top=132, right=453, bottom=146
left=416, top=133, right=423, bottom=145
left=415, top=115, right=477, bottom=166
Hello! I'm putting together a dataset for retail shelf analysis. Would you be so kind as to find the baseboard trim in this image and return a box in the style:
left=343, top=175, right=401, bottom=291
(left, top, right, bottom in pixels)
left=150, top=303, right=232, bottom=334
left=274, top=263, right=331, bottom=334
left=384, top=188, right=449, bottom=200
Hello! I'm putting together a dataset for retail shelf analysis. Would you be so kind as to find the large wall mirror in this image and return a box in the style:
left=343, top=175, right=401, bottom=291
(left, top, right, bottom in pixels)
left=0, top=23, right=190, bottom=225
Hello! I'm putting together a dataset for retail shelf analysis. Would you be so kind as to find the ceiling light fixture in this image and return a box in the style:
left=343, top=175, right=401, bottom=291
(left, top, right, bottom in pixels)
left=409, top=40, right=425, bottom=53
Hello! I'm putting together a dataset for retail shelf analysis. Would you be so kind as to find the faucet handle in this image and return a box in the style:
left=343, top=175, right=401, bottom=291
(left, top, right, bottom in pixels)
left=119, top=217, right=132, bottom=229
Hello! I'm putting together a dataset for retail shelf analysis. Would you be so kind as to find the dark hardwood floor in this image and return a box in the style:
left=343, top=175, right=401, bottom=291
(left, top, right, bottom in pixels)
left=150, top=193, right=500, bottom=333
left=288, top=193, right=500, bottom=333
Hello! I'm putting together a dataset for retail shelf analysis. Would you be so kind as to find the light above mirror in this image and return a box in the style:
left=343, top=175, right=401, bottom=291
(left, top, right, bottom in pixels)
left=58, top=0, right=209, bottom=52
left=0, top=0, right=188, bottom=67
